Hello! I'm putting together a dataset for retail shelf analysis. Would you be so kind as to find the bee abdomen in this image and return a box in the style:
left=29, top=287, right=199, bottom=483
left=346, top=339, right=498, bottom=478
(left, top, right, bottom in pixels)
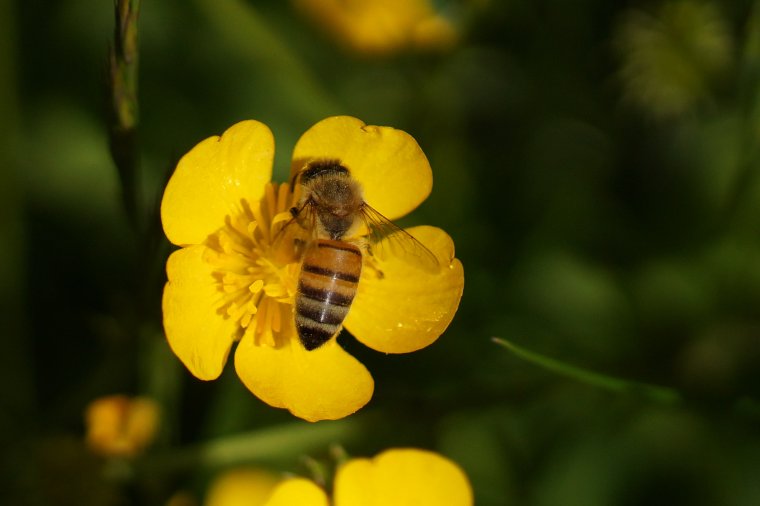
left=295, top=240, right=362, bottom=350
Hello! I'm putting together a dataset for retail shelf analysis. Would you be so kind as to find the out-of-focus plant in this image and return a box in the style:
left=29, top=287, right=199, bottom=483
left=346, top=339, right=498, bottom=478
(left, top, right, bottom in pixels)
left=615, top=0, right=733, bottom=118
left=108, top=0, right=142, bottom=230
left=12, top=0, right=760, bottom=504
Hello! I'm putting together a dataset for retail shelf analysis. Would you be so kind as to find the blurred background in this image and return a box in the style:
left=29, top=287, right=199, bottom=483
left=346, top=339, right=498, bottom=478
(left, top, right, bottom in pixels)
left=2, top=0, right=760, bottom=504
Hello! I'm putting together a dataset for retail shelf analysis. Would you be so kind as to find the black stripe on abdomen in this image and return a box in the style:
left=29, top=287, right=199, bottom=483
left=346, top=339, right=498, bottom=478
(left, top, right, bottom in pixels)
left=296, top=296, right=349, bottom=325
left=297, top=282, right=354, bottom=307
left=295, top=289, right=353, bottom=350
left=301, top=264, right=360, bottom=283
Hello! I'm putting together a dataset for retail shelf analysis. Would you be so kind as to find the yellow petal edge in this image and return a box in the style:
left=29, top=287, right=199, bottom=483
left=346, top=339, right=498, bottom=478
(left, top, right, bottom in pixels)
left=334, top=448, right=473, bottom=506
left=163, top=246, right=239, bottom=380
left=263, top=478, right=329, bottom=506
left=162, top=120, right=274, bottom=246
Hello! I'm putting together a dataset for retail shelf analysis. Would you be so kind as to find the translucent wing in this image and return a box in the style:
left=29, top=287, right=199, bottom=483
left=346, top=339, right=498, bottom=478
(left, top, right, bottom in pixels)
left=360, top=203, right=440, bottom=273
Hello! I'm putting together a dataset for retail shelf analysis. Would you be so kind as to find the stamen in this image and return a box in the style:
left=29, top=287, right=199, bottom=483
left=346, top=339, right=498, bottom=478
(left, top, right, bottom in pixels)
left=277, top=182, right=293, bottom=214
left=202, top=183, right=296, bottom=350
left=265, top=183, right=277, bottom=225
left=251, top=203, right=269, bottom=244
left=271, top=302, right=282, bottom=333
left=255, top=298, right=269, bottom=336
left=249, top=279, right=264, bottom=293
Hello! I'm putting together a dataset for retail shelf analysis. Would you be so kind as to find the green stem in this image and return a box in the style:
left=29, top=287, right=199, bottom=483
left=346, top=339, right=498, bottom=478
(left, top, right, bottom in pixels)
left=492, top=337, right=682, bottom=405
left=109, top=0, right=142, bottom=232
left=719, top=0, right=760, bottom=231
left=137, top=419, right=363, bottom=475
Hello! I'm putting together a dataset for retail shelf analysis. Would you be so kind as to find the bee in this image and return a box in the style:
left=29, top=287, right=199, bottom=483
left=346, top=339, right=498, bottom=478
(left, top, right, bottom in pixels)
left=281, top=159, right=439, bottom=350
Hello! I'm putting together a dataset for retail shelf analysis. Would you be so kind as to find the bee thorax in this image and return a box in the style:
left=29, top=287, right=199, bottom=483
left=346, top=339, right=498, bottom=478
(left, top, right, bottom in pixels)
left=318, top=211, right=355, bottom=240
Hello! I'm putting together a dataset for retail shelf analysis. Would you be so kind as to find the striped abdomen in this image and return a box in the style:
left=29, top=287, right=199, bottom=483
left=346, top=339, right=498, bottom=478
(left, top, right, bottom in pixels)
left=295, top=239, right=362, bottom=350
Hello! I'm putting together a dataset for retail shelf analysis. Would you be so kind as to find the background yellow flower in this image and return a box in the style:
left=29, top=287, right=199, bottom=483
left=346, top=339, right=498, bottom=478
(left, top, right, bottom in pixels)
left=84, top=395, right=160, bottom=458
left=205, top=468, right=280, bottom=506
left=263, top=448, right=473, bottom=506
left=293, top=0, right=458, bottom=55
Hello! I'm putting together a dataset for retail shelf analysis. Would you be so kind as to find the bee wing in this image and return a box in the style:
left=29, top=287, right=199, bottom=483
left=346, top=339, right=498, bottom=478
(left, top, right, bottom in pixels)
left=360, top=203, right=440, bottom=273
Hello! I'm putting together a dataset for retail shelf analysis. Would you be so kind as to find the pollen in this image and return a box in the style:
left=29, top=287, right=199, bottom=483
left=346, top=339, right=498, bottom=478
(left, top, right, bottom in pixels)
left=204, top=183, right=298, bottom=348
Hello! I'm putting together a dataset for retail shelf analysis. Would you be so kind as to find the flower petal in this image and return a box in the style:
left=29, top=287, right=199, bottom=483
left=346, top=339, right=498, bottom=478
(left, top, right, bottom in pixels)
left=290, top=116, right=432, bottom=220
left=205, top=468, right=280, bottom=506
left=234, top=330, right=374, bottom=422
left=263, top=478, right=329, bottom=506
left=344, top=226, right=464, bottom=353
left=162, top=245, right=239, bottom=380
left=334, top=448, right=473, bottom=506
left=161, top=120, right=274, bottom=246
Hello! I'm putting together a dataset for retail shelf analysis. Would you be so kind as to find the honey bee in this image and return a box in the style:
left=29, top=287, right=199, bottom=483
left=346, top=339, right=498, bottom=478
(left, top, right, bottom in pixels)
left=281, top=159, right=439, bottom=350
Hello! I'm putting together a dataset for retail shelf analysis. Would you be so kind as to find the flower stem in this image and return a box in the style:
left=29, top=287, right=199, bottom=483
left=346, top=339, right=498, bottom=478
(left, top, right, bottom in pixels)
left=108, top=0, right=141, bottom=232
left=718, top=0, right=760, bottom=230
left=492, top=337, right=682, bottom=405
left=137, top=419, right=363, bottom=474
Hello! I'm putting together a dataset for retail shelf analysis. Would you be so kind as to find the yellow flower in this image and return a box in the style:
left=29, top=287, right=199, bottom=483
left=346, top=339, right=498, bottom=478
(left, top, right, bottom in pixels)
left=161, top=116, right=464, bottom=422
left=205, top=468, right=280, bottom=506
left=84, top=395, right=160, bottom=458
left=293, top=0, right=458, bottom=55
left=264, top=448, right=473, bottom=506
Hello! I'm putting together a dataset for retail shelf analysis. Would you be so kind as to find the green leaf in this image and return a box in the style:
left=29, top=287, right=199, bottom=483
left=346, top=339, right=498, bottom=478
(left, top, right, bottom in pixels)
left=492, top=337, right=682, bottom=405
left=137, top=418, right=364, bottom=474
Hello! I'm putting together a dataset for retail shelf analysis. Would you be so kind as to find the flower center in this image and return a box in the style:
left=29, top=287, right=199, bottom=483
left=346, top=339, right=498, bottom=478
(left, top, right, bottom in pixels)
left=203, top=183, right=299, bottom=348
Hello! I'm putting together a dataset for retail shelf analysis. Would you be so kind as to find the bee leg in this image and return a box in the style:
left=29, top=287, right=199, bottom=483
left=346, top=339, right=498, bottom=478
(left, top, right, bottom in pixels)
left=293, top=238, right=306, bottom=258
left=289, top=204, right=309, bottom=228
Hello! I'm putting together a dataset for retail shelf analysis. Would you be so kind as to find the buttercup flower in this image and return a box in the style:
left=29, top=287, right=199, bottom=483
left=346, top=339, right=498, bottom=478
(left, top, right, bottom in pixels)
left=84, top=395, right=160, bottom=457
left=264, top=448, right=473, bottom=506
left=205, top=468, right=280, bottom=506
left=161, top=116, right=463, bottom=422
left=293, top=0, right=458, bottom=55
